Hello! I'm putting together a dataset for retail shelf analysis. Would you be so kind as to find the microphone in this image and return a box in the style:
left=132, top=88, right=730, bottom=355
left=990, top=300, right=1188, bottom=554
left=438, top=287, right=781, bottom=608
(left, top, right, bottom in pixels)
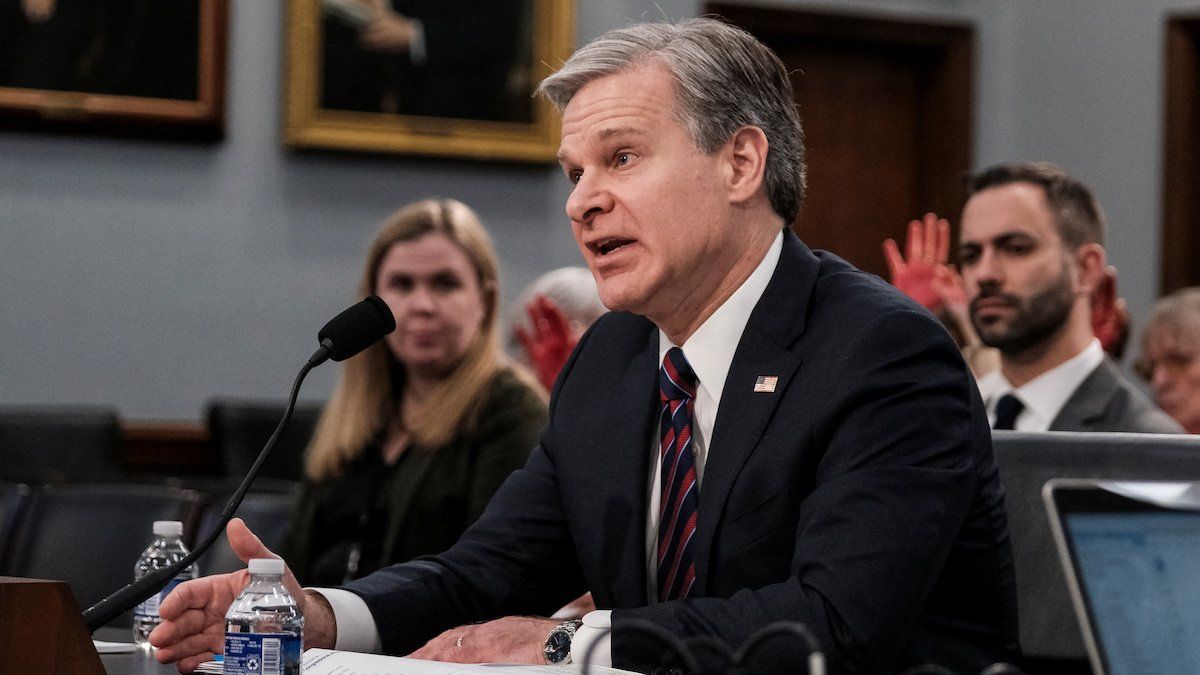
left=310, top=294, right=396, bottom=366
left=82, top=296, right=395, bottom=632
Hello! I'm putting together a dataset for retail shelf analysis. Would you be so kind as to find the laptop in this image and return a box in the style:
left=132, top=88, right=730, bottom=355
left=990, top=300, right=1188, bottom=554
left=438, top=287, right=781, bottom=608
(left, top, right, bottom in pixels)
left=1044, top=479, right=1200, bottom=675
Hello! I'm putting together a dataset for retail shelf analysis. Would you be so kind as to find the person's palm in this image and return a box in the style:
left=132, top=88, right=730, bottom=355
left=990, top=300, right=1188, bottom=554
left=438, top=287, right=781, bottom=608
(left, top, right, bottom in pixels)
left=515, top=295, right=577, bottom=391
left=884, top=213, right=953, bottom=312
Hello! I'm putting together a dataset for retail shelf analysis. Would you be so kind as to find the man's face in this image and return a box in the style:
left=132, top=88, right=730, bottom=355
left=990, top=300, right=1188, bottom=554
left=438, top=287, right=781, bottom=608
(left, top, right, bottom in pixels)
left=556, top=62, right=735, bottom=322
left=959, top=183, right=1080, bottom=355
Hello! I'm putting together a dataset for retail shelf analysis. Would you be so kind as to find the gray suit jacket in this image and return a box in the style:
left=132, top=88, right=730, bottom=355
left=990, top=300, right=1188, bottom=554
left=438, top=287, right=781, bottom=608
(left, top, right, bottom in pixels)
left=1050, top=358, right=1184, bottom=433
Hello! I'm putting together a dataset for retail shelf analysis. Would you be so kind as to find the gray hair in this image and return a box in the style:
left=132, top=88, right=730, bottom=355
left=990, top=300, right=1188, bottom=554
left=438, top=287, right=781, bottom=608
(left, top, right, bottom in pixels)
left=1144, top=287, right=1200, bottom=351
left=538, top=18, right=806, bottom=224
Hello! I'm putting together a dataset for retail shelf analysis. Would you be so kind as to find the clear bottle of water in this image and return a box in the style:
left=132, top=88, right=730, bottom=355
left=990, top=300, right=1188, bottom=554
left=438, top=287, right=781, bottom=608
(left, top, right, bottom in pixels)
left=132, top=520, right=198, bottom=646
left=224, top=558, right=304, bottom=675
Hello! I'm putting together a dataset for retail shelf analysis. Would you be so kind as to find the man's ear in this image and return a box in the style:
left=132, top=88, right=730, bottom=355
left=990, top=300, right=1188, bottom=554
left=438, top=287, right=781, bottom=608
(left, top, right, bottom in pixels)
left=724, top=125, right=769, bottom=205
left=1074, top=242, right=1107, bottom=295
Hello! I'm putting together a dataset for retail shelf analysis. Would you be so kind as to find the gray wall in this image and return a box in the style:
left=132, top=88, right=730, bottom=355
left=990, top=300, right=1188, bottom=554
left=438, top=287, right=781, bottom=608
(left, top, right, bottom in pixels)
left=1, top=0, right=1194, bottom=419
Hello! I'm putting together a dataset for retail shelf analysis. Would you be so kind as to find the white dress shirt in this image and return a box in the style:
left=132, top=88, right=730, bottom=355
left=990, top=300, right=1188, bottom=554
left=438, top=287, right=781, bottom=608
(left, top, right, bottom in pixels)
left=976, top=338, right=1105, bottom=431
left=313, top=231, right=785, bottom=665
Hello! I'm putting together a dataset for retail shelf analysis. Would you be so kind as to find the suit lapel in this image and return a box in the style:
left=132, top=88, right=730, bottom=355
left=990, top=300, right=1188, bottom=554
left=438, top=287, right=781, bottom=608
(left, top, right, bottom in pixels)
left=693, top=231, right=819, bottom=593
left=597, top=327, right=659, bottom=606
left=1050, top=359, right=1118, bottom=431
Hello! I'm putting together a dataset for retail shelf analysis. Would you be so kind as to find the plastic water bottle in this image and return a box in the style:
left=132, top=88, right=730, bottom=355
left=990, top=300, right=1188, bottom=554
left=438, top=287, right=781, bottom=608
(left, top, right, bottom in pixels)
left=132, top=520, right=198, bottom=646
left=224, top=558, right=304, bottom=675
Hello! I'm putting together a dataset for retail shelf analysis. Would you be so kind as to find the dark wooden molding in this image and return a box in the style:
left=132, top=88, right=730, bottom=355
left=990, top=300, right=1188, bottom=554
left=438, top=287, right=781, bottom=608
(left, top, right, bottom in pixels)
left=120, top=421, right=217, bottom=475
left=706, top=4, right=974, bottom=276
left=1163, top=15, right=1200, bottom=294
left=708, top=4, right=974, bottom=220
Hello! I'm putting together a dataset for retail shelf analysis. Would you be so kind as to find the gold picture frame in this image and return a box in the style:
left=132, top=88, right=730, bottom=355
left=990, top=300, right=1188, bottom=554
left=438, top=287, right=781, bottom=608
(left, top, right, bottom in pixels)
left=0, top=0, right=228, bottom=139
left=283, top=1, right=574, bottom=163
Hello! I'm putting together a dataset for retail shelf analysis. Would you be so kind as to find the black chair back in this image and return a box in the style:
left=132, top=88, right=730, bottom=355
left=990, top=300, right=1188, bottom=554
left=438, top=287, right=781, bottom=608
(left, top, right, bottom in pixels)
left=0, top=406, right=123, bottom=484
left=5, top=483, right=203, bottom=626
left=195, top=485, right=300, bottom=575
left=992, top=430, right=1200, bottom=665
left=207, top=399, right=322, bottom=483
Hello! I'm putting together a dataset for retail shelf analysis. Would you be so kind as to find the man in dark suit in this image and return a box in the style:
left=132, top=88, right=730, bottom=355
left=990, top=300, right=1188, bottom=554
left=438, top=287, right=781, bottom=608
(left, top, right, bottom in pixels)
left=153, top=19, right=1018, bottom=674
left=956, top=163, right=1182, bottom=433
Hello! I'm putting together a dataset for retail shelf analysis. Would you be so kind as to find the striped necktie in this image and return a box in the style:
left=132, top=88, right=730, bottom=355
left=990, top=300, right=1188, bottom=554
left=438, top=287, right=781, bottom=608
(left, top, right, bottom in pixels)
left=657, top=347, right=699, bottom=601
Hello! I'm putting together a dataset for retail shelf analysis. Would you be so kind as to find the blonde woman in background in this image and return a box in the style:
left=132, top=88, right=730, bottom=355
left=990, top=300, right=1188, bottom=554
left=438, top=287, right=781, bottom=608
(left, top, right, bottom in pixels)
left=283, top=198, right=547, bottom=586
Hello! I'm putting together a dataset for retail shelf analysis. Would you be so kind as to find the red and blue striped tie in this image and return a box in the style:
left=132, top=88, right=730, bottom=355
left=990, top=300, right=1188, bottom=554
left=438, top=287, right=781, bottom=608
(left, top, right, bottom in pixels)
left=658, top=347, right=699, bottom=602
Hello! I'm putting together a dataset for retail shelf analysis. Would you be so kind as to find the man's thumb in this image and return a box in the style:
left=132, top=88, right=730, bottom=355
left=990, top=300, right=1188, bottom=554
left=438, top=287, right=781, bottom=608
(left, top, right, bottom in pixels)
left=227, top=517, right=277, bottom=564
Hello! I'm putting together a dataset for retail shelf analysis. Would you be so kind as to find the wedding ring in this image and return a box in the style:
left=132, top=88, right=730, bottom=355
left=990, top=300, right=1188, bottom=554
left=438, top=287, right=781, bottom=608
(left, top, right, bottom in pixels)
left=455, top=636, right=464, bottom=648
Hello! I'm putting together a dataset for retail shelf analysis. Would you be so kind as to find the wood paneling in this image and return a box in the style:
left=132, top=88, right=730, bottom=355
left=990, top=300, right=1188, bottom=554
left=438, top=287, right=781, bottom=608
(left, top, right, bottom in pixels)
left=707, top=5, right=974, bottom=278
left=121, top=421, right=217, bottom=475
left=1163, top=16, right=1200, bottom=294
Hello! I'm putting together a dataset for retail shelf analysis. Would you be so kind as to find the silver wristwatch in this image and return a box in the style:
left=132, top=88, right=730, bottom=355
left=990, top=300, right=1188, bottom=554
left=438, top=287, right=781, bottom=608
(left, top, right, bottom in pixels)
left=543, top=619, right=583, bottom=664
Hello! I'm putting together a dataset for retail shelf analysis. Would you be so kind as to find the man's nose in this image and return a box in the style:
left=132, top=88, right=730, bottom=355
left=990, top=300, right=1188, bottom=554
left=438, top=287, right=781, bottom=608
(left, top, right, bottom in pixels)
left=565, top=173, right=614, bottom=225
left=972, top=249, right=1003, bottom=287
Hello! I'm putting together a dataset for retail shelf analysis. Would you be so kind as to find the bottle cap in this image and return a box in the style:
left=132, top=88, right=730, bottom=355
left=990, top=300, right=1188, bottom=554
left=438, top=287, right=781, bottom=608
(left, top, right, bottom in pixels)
left=153, top=521, right=183, bottom=537
left=248, top=558, right=285, bottom=575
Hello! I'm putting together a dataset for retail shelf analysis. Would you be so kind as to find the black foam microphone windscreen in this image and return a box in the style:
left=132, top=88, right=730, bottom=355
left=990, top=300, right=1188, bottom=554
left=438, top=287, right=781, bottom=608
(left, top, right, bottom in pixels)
left=317, top=295, right=396, bottom=362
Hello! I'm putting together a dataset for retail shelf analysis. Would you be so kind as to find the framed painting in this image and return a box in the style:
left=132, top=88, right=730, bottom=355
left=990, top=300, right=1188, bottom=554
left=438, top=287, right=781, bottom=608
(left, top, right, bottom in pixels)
left=0, top=0, right=228, bottom=139
left=283, top=0, right=574, bottom=162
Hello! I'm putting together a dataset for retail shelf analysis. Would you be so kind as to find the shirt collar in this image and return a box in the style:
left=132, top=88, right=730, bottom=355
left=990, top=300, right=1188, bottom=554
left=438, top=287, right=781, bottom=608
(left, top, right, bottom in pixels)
left=980, top=338, right=1105, bottom=430
left=658, top=231, right=783, bottom=404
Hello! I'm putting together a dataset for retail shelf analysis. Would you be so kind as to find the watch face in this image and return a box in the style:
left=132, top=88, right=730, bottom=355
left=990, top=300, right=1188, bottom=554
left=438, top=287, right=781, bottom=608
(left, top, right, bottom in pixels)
left=544, top=629, right=572, bottom=664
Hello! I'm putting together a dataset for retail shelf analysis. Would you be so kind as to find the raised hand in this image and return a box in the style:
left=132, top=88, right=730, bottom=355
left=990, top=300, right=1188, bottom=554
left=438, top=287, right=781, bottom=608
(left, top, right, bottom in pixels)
left=883, top=213, right=953, bottom=312
left=515, top=295, right=577, bottom=391
left=151, top=519, right=312, bottom=673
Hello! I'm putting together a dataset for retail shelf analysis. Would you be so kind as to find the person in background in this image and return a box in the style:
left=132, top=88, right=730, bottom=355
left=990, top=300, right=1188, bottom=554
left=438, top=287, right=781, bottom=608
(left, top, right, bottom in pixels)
left=1136, top=287, right=1200, bottom=434
left=510, top=266, right=607, bottom=391
left=885, top=162, right=1179, bottom=432
left=153, top=19, right=1017, bottom=674
left=886, top=213, right=1132, bottom=378
left=281, top=198, right=547, bottom=586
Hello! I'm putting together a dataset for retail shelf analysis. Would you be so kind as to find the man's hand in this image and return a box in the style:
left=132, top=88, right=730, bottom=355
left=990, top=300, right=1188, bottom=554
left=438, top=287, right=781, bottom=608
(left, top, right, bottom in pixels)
left=150, top=518, right=320, bottom=673
left=883, top=213, right=954, bottom=312
left=515, top=295, right=577, bottom=391
left=408, top=616, right=558, bottom=664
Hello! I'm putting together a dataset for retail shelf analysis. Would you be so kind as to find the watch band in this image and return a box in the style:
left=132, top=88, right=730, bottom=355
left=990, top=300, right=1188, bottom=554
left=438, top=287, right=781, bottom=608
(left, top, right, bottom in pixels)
left=543, top=619, right=583, bottom=664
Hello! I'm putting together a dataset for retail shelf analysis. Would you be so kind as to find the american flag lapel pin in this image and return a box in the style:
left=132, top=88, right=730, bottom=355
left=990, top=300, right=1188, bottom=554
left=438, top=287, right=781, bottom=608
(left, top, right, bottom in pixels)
left=753, top=375, right=778, bottom=393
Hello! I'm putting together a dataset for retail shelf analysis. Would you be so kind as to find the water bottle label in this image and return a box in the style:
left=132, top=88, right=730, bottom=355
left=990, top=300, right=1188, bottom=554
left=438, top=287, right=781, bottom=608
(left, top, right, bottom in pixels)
left=224, top=632, right=302, bottom=675
left=133, top=577, right=186, bottom=618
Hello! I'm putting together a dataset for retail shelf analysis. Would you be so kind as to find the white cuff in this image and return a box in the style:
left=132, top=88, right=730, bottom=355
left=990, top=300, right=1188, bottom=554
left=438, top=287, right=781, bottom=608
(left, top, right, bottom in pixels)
left=571, top=610, right=612, bottom=666
left=309, top=587, right=382, bottom=653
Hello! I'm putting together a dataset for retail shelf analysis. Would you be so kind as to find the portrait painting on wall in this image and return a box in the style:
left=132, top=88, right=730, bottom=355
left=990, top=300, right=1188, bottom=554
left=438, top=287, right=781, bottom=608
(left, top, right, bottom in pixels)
left=284, top=0, right=574, bottom=162
left=0, top=0, right=228, bottom=138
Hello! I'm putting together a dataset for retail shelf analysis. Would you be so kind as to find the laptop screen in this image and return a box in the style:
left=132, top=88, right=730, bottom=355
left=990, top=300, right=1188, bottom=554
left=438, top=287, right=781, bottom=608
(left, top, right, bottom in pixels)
left=1048, top=481, right=1200, bottom=675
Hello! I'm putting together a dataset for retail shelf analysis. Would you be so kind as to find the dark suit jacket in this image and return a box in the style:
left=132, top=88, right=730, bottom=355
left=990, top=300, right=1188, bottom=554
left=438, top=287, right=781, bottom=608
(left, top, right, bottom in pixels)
left=346, top=232, right=1020, bottom=674
left=1049, top=358, right=1184, bottom=433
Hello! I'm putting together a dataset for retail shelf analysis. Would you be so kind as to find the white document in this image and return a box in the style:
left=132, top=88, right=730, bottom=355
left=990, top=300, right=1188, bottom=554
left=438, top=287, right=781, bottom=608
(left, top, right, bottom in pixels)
left=302, top=649, right=638, bottom=675
left=92, top=639, right=139, bottom=654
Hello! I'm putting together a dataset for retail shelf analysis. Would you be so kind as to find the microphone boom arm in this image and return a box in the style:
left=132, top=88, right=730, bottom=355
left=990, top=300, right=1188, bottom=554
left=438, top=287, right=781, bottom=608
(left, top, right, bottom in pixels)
left=82, top=357, right=318, bottom=632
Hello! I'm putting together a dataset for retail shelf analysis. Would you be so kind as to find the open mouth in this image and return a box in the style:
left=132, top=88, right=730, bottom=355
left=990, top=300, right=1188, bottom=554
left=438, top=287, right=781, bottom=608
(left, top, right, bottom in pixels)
left=589, top=237, right=635, bottom=256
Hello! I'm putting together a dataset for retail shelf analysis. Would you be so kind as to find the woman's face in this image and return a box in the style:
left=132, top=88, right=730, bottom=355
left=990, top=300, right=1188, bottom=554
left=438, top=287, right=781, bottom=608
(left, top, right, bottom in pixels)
left=1140, top=330, right=1200, bottom=434
left=375, top=233, right=489, bottom=381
